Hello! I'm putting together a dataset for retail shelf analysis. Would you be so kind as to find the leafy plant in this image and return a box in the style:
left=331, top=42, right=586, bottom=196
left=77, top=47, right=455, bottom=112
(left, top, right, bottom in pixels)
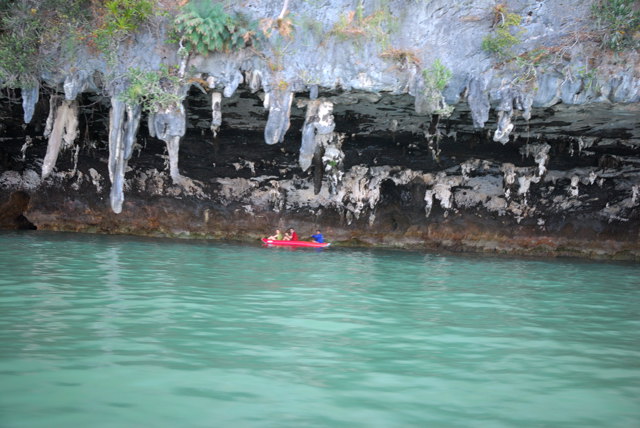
left=91, top=0, right=155, bottom=53
left=0, top=5, right=43, bottom=87
left=423, top=59, right=452, bottom=92
left=120, top=66, right=183, bottom=112
left=0, top=0, right=91, bottom=87
left=422, top=59, right=454, bottom=116
left=104, top=0, right=153, bottom=33
left=173, top=0, right=258, bottom=55
left=481, top=4, right=523, bottom=58
left=592, top=0, right=640, bottom=51
left=0, top=0, right=156, bottom=87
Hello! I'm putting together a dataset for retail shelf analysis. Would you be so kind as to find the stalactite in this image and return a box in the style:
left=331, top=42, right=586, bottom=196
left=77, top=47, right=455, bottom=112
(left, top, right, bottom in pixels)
left=467, top=77, right=489, bottom=129
left=264, top=89, right=293, bottom=145
left=300, top=100, right=320, bottom=167
left=109, top=97, right=125, bottom=214
left=108, top=99, right=125, bottom=186
left=64, top=104, right=79, bottom=147
left=147, top=113, right=156, bottom=138
left=321, top=134, right=345, bottom=195
left=299, top=99, right=335, bottom=171
left=43, top=94, right=59, bottom=138
left=21, top=84, right=39, bottom=124
left=124, top=104, right=142, bottom=160
left=494, top=111, right=514, bottom=144
left=151, top=104, right=187, bottom=185
left=63, top=70, right=89, bottom=100
left=309, top=85, right=319, bottom=100
left=211, top=92, right=222, bottom=138
left=247, top=70, right=262, bottom=93
left=41, top=99, right=79, bottom=178
left=108, top=99, right=141, bottom=214
left=493, top=87, right=533, bottom=145
left=223, top=71, right=243, bottom=98
left=312, top=145, right=324, bottom=195
left=166, top=135, right=182, bottom=184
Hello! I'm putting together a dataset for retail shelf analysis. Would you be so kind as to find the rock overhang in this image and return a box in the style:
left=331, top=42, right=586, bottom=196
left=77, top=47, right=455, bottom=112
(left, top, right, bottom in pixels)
left=0, top=0, right=639, bottom=259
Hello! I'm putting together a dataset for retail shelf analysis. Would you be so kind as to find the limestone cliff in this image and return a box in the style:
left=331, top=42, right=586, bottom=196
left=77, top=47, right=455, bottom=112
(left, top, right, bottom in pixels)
left=0, top=0, right=639, bottom=259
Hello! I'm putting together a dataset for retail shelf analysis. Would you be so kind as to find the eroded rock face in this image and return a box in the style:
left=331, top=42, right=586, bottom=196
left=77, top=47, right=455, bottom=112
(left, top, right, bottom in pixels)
left=0, top=0, right=639, bottom=259
left=1, top=86, right=638, bottom=259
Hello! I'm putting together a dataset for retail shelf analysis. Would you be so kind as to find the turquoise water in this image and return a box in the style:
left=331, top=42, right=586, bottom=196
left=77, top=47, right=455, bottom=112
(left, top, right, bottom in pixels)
left=0, top=232, right=638, bottom=427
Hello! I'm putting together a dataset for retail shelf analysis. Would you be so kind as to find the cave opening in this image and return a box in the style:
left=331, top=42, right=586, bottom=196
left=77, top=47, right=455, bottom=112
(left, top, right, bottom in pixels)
left=0, top=191, right=36, bottom=230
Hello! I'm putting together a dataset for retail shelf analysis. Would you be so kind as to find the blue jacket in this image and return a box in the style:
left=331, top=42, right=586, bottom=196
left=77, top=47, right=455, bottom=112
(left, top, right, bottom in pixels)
left=311, top=233, right=324, bottom=243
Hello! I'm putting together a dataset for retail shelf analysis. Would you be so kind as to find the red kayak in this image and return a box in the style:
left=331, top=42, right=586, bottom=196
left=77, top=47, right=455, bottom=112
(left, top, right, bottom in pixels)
left=261, top=238, right=330, bottom=248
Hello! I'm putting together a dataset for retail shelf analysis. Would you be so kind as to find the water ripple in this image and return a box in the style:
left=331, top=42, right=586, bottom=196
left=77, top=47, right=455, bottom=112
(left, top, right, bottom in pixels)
left=1, top=232, right=639, bottom=427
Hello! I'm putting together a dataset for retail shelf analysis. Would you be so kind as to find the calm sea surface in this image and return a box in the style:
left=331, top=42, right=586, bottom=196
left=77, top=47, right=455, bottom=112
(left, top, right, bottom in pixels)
left=0, top=231, right=638, bottom=427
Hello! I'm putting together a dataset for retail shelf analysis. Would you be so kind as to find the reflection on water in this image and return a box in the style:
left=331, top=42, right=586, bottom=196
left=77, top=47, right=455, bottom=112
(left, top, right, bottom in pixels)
left=0, top=231, right=639, bottom=427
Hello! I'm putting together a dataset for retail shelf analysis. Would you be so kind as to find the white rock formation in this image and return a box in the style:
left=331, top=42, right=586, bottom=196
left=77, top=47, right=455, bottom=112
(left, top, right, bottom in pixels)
left=42, top=97, right=79, bottom=179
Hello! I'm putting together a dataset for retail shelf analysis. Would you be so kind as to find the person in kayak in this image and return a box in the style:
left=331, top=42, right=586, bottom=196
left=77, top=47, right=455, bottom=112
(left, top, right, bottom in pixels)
left=288, top=228, right=299, bottom=241
left=267, top=229, right=283, bottom=240
left=311, top=230, right=324, bottom=243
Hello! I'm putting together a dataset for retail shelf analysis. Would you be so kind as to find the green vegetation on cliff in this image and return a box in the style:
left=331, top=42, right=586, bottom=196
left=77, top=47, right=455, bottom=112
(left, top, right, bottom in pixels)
left=0, top=0, right=159, bottom=87
left=91, top=0, right=155, bottom=54
left=173, top=0, right=259, bottom=56
left=481, top=4, right=523, bottom=59
left=592, top=0, right=640, bottom=51
left=420, top=59, right=454, bottom=117
left=0, top=0, right=92, bottom=87
left=120, top=66, right=183, bottom=111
